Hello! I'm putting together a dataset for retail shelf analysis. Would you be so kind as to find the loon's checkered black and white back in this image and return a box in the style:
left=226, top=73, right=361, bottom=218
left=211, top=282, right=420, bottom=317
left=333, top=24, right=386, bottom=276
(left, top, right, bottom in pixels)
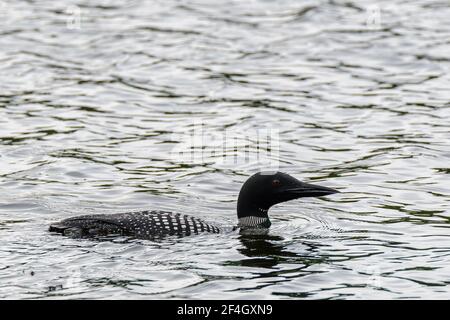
left=49, top=210, right=221, bottom=239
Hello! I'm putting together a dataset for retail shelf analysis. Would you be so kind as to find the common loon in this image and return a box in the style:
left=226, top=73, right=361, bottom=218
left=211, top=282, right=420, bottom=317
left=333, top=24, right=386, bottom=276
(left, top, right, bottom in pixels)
left=49, top=172, right=339, bottom=239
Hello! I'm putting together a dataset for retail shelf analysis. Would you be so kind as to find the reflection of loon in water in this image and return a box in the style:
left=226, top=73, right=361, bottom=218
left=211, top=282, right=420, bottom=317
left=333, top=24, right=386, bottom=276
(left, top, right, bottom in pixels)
left=237, top=235, right=296, bottom=268
left=49, top=172, right=339, bottom=239
left=236, top=235, right=329, bottom=269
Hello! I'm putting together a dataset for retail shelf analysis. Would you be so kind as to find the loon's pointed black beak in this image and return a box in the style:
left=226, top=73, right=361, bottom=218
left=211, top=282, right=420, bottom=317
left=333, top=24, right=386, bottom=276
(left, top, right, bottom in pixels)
left=279, top=181, right=340, bottom=199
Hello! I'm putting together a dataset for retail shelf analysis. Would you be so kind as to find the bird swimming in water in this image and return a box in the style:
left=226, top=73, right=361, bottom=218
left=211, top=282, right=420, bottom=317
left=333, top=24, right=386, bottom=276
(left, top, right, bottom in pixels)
left=49, top=171, right=339, bottom=239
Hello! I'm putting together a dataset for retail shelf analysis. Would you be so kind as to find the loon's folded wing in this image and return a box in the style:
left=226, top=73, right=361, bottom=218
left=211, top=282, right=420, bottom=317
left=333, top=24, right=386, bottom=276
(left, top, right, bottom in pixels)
left=49, top=213, right=131, bottom=237
left=49, top=211, right=220, bottom=239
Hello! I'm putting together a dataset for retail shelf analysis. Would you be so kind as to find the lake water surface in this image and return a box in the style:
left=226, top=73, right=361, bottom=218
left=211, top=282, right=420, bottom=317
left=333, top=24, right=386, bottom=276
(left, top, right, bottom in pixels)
left=0, top=0, right=449, bottom=299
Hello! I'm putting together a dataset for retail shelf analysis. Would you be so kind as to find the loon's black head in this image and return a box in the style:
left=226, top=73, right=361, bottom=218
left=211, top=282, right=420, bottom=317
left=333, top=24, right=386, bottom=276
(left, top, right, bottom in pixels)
left=237, top=172, right=339, bottom=226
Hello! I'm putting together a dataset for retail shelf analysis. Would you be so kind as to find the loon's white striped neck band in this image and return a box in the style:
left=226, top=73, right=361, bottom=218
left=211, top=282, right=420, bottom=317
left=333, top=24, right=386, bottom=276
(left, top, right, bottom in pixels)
left=237, top=215, right=271, bottom=228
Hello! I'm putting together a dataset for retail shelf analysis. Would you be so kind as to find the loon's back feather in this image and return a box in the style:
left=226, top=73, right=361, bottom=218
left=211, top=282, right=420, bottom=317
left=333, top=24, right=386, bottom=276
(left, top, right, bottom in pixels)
left=49, top=210, right=221, bottom=239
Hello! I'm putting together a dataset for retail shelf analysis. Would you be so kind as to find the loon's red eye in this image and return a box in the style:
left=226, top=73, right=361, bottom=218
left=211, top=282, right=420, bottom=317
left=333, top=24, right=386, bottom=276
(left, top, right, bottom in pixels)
left=272, top=179, right=281, bottom=187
